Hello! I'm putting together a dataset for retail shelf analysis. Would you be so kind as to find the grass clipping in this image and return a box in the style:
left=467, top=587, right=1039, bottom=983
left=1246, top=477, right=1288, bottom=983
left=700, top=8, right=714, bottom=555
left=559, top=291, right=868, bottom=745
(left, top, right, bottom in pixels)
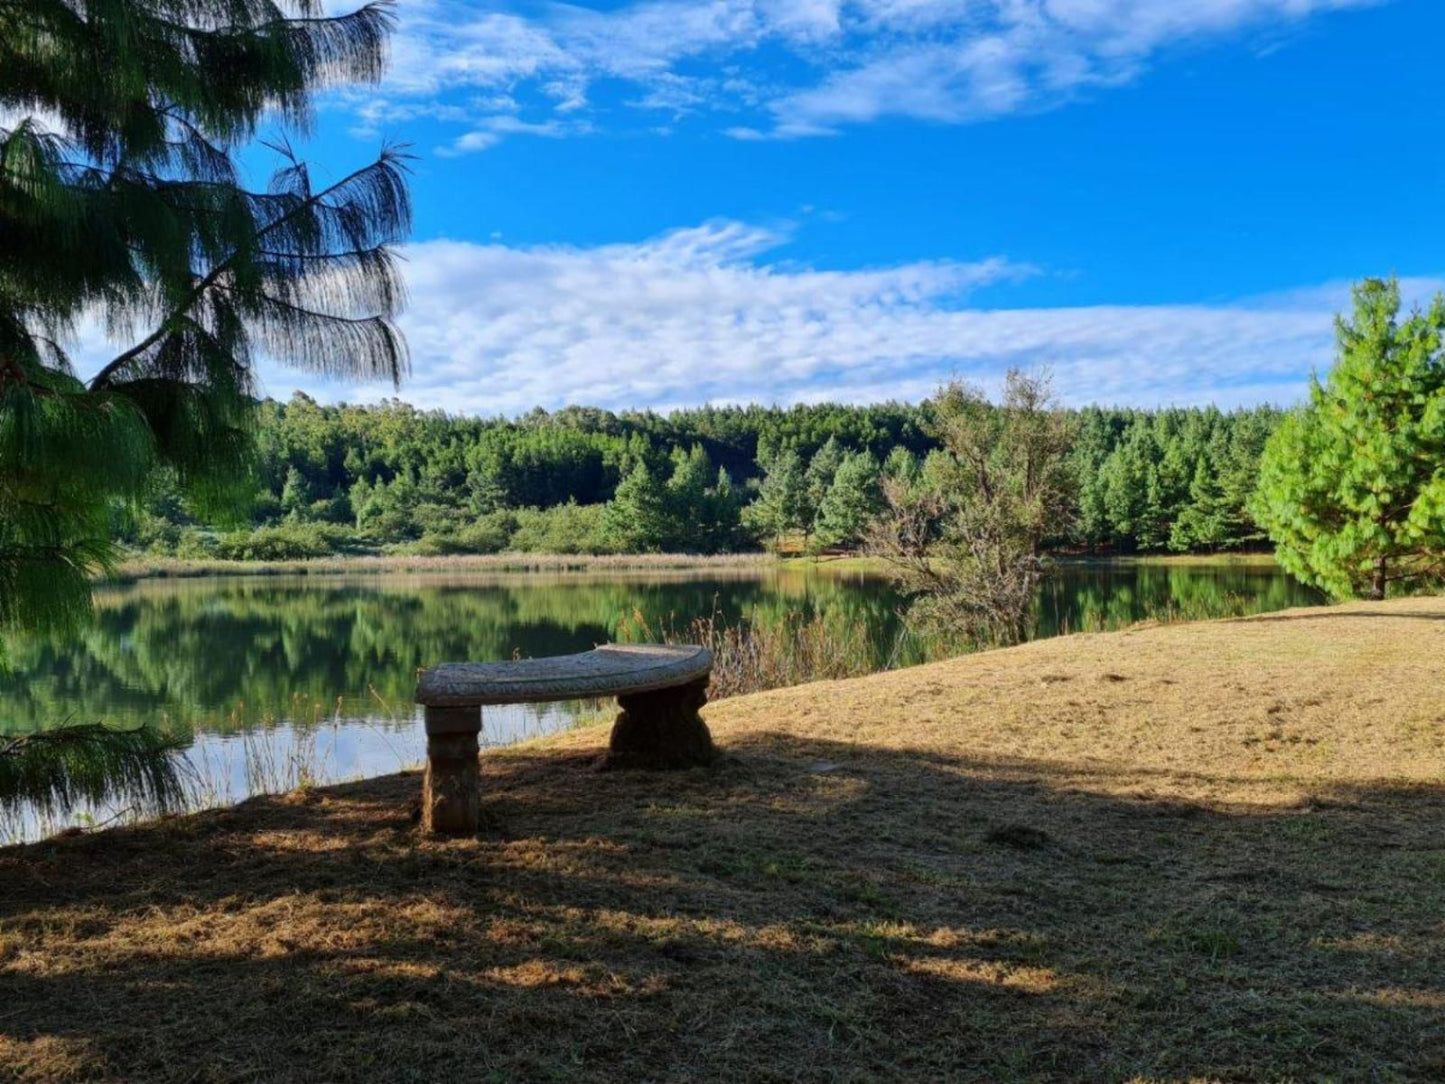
left=2, top=597, right=1444, bottom=1081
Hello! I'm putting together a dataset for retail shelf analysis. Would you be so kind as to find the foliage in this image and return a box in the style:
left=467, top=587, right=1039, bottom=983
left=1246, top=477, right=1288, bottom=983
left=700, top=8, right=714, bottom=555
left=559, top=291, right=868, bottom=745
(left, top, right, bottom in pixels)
left=1, top=0, right=406, bottom=818
left=0, top=724, right=187, bottom=818
left=814, top=451, right=882, bottom=550
left=510, top=503, right=614, bottom=555
left=213, top=523, right=359, bottom=562
left=124, top=394, right=1284, bottom=559
left=869, top=371, right=1076, bottom=646
left=1253, top=278, right=1445, bottom=599
left=742, top=446, right=809, bottom=549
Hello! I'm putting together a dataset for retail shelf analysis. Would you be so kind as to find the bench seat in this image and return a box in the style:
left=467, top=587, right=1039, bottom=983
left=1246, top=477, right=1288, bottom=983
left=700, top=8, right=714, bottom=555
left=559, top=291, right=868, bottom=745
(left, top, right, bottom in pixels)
left=416, top=644, right=713, bottom=707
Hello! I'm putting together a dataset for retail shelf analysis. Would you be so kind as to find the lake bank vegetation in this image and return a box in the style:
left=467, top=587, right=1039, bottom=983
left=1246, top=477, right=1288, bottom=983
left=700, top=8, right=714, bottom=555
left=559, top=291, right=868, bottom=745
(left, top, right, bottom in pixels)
left=107, top=550, right=777, bottom=582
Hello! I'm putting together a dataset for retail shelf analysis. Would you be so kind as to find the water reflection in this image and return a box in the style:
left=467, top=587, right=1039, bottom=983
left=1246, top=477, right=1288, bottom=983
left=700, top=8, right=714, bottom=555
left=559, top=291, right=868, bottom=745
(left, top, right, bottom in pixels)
left=0, top=561, right=1323, bottom=840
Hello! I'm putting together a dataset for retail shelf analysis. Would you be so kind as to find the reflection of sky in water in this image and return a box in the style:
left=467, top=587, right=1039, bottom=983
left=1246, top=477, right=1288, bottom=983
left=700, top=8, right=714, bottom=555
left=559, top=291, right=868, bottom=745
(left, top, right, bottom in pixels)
left=4, top=700, right=603, bottom=844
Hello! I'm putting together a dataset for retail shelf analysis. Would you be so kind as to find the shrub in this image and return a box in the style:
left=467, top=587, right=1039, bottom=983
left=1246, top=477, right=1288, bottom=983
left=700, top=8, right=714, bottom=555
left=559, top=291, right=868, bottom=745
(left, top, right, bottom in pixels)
left=402, top=511, right=519, bottom=556
left=174, top=529, right=217, bottom=560
left=508, top=503, right=615, bottom=554
left=213, top=523, right=357, bottom=561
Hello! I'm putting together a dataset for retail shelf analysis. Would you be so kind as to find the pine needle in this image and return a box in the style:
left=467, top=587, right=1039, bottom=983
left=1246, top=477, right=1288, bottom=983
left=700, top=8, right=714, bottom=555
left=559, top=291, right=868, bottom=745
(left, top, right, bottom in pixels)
left=0, top=723, right=188, bottom=818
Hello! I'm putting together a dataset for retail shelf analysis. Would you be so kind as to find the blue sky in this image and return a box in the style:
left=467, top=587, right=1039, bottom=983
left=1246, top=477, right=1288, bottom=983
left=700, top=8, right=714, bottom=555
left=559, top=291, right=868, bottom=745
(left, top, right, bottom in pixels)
left=252, top=0, right=1444, bottom=414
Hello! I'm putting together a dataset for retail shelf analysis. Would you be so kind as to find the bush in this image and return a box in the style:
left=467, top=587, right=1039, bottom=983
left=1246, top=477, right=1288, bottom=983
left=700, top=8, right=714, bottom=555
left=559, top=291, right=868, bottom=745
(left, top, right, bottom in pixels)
left=174, top=529, right=217, bottom=560
left=507, top=503, right=614, bottom=554
left=212, top=523, right=357, bottom=561
left=400, top=511, right=518, bottom=556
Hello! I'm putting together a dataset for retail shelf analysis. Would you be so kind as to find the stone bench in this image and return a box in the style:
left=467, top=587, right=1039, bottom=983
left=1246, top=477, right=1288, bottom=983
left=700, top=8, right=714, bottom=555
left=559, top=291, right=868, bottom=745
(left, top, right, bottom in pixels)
left=414, top=643, right=715, bottom=835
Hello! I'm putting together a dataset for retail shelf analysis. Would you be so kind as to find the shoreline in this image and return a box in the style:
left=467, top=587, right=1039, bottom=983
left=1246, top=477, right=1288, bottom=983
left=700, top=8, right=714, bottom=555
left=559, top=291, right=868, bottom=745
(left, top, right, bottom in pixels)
left=107, top=548, right=1282, bottom=582
left=104, top=551, right=780, bottom=582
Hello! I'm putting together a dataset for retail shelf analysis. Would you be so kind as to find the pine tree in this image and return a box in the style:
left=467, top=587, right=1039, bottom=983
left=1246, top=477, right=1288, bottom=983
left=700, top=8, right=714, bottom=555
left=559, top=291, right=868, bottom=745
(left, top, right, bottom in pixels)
left=882, top=446, right=919, bottom=482
left=742, top=446, right=808, bottom=550
left=664, top=444, right=713, bottom=550
left=1253, top=278, right=1445, bottom=599
left=603, top=461, right=672, bottom=552
left=815, top=451, right=881, bottom=550
left=803, top=436, right=845, bottom=536
left=705, top=467, right=744, bottom=553
left=1169, top=456, right=1230, bottom=552
left=280, top=466, right=312, bottom=521
left=2, top=0, right=408, bottom=816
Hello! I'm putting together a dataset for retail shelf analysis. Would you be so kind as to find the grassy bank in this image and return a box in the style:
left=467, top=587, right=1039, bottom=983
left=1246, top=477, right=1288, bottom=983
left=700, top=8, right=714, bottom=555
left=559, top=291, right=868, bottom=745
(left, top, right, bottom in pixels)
left=107, top=551, right=777, bottom=582
left=3, top=597, right=1443, bottom=1081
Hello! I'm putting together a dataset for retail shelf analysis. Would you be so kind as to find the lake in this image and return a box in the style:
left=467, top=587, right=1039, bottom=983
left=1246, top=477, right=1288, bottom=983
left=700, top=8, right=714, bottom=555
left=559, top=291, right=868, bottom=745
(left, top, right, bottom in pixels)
left=0, top=559, right=1323, bottom=840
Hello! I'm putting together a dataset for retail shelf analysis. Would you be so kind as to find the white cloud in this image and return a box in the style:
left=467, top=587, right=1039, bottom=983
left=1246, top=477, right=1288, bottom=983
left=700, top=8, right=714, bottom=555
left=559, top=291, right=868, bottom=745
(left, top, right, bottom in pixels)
left=359, top=0, right=1386, bottom=144
left=435, top=113, right=588, bottom=156
left=219, top=220, right=1439, bottom=416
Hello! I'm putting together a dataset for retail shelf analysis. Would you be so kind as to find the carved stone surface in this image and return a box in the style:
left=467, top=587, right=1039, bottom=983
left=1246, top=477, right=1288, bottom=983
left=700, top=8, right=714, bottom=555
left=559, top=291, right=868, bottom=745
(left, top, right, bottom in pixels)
left=421, top=704, right=480, bottom=835
left=414, top=644, right=717, bottom=834
left=415, top=643, right=713, bottom=707
left=606, top=677, right=715, bottom=770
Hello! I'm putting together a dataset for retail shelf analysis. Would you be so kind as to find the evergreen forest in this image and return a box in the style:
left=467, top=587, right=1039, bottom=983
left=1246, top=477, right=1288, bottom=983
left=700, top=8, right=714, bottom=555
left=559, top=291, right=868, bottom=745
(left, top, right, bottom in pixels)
left=124, top=394, right=1284, bottom=560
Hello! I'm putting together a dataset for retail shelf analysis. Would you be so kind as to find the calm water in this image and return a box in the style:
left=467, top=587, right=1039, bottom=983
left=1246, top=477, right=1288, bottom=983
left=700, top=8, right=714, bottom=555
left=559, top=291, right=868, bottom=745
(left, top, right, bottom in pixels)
left=1, top=561, right=1322, bottom=840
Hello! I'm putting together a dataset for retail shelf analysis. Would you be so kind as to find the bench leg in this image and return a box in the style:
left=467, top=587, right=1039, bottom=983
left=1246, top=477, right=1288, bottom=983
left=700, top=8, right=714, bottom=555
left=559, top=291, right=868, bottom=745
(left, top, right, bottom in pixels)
left=422, top=705, right=481, bottom=835
left=607, top=677, right=715, bottom=770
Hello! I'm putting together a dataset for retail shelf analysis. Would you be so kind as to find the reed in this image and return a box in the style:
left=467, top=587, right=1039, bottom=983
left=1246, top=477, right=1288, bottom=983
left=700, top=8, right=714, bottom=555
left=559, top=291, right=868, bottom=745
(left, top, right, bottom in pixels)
left=618, top=608, right=893, bottom=700
left=107, top=552, right=776, bottom=582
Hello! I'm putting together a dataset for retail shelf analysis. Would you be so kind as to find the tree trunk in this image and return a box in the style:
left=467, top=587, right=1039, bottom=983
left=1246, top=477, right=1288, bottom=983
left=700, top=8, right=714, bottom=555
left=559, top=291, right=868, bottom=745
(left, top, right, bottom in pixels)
left=1370, top=556, right=1388, bottom=601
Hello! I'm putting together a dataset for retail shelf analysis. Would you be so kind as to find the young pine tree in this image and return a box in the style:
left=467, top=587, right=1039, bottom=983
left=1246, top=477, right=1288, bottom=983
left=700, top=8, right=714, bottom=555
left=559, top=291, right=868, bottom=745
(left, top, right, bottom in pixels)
left=814, top=451, right=881, bottom=551
left=603, top=461, right=672, bottom=553
left=1, top=0, right=408, bottom=816
left=1253, top=278, right=1445, bottom=599
left=664, top=445, right=714, bottom=551
left=803, top=436, right=845, bottom=536
left=742, top=446, right=809, bottom=551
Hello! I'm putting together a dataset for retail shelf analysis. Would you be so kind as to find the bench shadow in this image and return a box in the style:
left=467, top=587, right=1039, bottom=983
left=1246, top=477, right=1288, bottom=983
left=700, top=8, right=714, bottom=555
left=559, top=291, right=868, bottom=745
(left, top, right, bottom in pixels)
left=2, top=734, right=1442, bottom=1082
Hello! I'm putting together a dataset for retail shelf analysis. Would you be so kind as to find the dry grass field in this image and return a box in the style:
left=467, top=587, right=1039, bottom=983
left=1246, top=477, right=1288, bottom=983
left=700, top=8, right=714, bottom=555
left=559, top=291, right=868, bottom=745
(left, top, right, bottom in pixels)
left=3, top=598, right=1443, bottom=1082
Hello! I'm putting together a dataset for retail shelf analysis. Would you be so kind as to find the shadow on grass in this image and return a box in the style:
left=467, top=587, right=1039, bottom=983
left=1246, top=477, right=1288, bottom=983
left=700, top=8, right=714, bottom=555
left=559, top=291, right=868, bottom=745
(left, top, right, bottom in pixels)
left=1236, top=609, right=1445, bottom=623
left=2, top=734, right=1442, bottom=1082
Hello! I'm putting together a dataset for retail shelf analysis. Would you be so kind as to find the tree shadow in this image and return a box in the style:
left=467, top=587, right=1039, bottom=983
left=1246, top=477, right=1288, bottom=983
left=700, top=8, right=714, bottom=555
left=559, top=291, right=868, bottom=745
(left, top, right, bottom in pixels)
left=2, top=734, right=1442, bottom=1082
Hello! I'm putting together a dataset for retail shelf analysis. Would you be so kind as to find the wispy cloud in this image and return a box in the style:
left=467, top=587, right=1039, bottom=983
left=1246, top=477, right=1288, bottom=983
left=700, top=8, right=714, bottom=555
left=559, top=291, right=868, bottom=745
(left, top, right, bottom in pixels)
left=354, top=0, right=1386, bottom=148
left=214, top=219, right=1437, bottom=416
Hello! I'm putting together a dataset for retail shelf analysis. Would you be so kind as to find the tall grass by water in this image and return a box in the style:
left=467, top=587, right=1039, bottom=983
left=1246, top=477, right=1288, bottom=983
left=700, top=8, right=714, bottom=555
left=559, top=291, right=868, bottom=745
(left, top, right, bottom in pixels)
left=618, top=609, right=895, bottom=699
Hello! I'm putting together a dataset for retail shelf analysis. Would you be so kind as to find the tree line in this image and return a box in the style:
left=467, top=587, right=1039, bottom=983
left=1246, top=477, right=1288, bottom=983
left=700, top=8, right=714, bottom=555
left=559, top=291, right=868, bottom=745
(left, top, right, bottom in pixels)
left=124, top=394, right=1285, bottom=559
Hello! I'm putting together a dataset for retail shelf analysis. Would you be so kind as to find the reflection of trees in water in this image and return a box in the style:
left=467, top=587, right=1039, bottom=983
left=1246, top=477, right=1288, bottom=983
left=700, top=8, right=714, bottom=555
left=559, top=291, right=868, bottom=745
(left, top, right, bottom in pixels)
left=0, top=566, right=1320, bottom=737
left=1040, top=565, right=1324, bottom=637
left=0, top=573, right=908, bottom=735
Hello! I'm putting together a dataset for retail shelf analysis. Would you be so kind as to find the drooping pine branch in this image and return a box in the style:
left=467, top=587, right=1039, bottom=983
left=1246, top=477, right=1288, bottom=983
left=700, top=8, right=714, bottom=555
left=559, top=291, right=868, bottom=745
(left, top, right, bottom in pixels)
left=0, top=723, right=188, bottom=818
left=89, top=147, right=411, bottom=391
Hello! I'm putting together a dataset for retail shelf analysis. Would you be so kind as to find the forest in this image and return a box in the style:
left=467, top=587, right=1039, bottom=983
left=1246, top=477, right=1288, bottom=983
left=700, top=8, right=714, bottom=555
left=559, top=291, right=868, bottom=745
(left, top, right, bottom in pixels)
left=123, top=393, right=1284, bottom=560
